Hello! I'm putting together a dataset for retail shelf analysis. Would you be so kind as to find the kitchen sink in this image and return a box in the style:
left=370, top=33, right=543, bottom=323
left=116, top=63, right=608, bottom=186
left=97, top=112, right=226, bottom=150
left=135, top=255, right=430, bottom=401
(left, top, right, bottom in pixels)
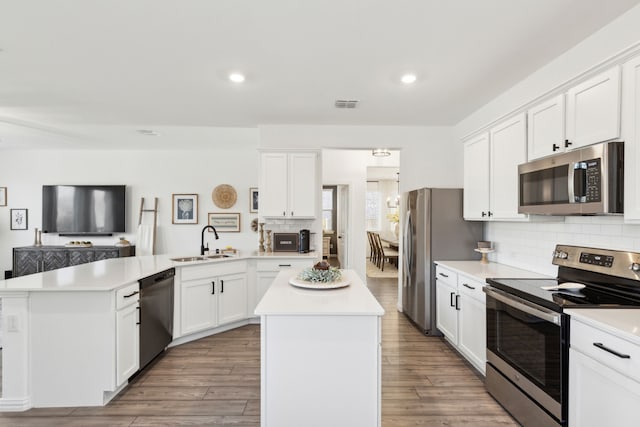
left=170, top=256, right=208, bottom=262
left=170, top=254, right=234, bottom=262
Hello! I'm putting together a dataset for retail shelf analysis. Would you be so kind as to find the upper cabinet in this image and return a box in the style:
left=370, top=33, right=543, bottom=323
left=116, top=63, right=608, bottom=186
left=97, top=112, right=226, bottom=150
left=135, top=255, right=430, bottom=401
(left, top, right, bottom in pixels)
left=566, top=66, right=621, bottom=149
left=527, top=94, right=566, bottom=160
left=463, top=113, right=527, bottom=221
left=623, top=55, right=640, bottom=221
left=260, top=150, right=318, bottom=219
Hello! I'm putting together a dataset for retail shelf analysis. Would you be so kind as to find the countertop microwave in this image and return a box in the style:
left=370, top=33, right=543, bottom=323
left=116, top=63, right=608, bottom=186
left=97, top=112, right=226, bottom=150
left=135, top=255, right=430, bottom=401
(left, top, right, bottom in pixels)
left=518, top=141, right=624, bottom=215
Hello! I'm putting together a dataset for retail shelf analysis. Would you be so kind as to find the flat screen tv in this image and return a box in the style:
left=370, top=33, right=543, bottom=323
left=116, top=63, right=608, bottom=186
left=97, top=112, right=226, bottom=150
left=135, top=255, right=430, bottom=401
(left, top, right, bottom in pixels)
left=42, top=185, right=126, bottom=235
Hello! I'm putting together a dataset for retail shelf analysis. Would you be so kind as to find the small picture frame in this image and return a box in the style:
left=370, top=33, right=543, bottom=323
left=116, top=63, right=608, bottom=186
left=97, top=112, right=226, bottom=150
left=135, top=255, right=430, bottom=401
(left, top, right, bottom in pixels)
left=0, top=187, right=6, bottom=206
left=10, top=208, right=28, bottom=230
left=172, top=194, right=198, bottom=224
left=208, top=212, right=241, bottom=232
left=250, top=188, right=259, bottom=213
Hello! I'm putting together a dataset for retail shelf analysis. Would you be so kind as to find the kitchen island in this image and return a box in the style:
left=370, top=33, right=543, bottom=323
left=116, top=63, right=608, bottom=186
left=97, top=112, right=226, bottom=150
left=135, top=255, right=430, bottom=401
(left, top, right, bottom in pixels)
left=255, top=269, right=385, bottom=427
left=0, top=251, right=319, bottom=412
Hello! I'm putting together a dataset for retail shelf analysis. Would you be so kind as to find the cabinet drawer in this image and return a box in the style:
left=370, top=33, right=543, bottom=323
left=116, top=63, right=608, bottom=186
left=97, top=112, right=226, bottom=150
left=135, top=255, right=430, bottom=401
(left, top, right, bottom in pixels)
left=256, top=258, right=313, bottom=272
left=116, top=282, right=140, bottom=309
left=181, top=260, right=247, bottom=281
left=571, top=318, right=640, bottom=383
left=458, top=274, right=485, bottom=304
left=435, top=265, right=457, bottom=287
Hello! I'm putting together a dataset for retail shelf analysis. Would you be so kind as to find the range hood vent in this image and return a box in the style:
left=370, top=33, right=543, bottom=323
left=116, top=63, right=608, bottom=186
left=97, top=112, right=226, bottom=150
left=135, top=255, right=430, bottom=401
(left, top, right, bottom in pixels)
left=334, top=99, right=359, bottom=109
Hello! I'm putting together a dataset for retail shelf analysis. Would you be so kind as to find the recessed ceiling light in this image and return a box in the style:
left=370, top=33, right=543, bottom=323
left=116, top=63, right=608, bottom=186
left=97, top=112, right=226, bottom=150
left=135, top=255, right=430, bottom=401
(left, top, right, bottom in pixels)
left=401, top=74, right=417, bottom=84
left=229, top=73, right=245, bottom=83
left=372, top=148, right=391, bottom=157
left=136, top=129, right=160, bottom=136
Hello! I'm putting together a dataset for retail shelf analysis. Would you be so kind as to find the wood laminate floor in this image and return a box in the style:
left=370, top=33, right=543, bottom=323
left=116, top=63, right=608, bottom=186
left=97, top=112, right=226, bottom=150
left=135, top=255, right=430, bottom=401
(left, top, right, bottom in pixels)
left=0, top=277, right=516, bottom=426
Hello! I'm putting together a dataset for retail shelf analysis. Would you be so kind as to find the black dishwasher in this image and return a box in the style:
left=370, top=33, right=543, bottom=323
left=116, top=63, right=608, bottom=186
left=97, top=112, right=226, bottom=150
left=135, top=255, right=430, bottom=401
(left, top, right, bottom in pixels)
left=138, top=268, right=175, bottom=369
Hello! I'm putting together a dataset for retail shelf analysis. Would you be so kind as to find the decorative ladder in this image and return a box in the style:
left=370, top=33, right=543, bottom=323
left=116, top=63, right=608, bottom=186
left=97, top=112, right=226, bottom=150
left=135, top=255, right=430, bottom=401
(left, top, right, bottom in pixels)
left=138, top=197, right=158, bottom=255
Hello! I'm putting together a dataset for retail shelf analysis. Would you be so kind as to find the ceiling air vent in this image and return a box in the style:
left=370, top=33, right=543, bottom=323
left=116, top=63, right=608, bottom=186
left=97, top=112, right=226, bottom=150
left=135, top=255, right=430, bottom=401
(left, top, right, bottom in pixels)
left=335, top=99, right=359, bottom=109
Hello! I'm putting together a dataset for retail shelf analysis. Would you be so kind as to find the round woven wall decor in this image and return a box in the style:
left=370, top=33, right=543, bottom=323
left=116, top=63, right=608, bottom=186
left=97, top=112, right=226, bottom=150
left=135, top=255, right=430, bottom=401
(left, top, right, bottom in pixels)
left=212, top=184, right=237, bottom=209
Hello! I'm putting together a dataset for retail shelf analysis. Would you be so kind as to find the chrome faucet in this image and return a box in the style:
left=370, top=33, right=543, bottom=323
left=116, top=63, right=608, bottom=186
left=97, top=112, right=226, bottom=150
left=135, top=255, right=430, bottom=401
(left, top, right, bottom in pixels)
left=201, top=225, right=219, bottom=255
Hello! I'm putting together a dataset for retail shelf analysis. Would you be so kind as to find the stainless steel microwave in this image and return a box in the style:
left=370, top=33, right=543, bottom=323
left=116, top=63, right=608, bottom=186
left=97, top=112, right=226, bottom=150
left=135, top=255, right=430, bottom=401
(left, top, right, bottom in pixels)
left=518, top=141, right=624, bottom=215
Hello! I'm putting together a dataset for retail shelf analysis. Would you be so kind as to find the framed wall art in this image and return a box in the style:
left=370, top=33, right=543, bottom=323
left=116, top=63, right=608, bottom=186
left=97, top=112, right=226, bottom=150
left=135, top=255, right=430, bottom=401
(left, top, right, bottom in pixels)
left=208, top=212, right=241, bottom=232
left=10, top=208, right=28, bottom=230
left=250, top=187, right=258, bottom=213
left=0, top=187, right=6, bottom=206
left=172, top=194, right=198, bottom=224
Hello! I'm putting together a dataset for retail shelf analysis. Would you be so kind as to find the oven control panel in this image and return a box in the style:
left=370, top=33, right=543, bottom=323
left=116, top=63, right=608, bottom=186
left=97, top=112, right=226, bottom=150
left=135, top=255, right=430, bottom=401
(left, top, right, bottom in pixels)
left=579, top=252, right=614, bottom=268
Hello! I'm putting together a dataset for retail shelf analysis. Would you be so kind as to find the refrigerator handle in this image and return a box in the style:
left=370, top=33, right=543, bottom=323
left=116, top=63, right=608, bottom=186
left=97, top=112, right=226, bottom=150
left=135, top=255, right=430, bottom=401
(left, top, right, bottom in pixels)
left=403, top=210, right=413, bottom=274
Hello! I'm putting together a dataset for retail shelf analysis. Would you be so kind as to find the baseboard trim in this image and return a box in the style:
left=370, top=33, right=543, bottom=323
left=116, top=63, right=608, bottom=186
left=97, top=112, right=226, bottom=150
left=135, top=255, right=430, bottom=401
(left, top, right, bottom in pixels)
left=0, top=397, right=32, bottom=412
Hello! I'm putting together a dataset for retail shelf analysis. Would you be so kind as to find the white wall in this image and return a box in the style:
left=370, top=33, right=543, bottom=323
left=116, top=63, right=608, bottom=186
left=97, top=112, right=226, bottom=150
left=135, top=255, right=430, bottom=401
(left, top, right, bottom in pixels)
left=0, top=146, right=260, bottom=274
left=456, top=4, right=640, bottom=275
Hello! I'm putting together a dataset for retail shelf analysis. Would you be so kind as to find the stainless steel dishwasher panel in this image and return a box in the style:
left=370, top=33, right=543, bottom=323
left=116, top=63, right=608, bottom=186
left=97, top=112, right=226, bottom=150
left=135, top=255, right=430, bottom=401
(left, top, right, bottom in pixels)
left=139, top=268, right=175, bottom=369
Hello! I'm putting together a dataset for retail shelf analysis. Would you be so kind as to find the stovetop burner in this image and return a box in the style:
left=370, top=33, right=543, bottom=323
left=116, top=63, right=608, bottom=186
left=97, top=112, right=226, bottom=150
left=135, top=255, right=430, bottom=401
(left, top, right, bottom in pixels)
left=485, top=245, right=640, bottom=312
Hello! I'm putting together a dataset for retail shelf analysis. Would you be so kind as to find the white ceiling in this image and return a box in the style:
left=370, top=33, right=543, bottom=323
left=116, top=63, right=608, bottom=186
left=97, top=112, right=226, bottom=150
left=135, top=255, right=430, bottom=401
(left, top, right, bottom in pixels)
left=1, top=0, right=639, bottom=148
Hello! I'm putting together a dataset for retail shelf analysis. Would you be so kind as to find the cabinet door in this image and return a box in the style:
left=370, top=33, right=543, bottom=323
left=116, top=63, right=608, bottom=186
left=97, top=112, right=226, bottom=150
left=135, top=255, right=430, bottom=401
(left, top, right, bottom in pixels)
left=435, top=279, right=458, bottom=344
left=218, top=273, right=248, bottom=325
left=94, top=248, right=120, bottom=261
left=13, top=248, right=42, bottom=277
left=527, top=94, right=566, bottom=160
left=566, top=66, right=621, bottom=149
left=457, top=294, right=486, bottom=375
left=463, top=133, right=490, bottom=220
left=623, top=55, right=640, bottom=221
left=288, top=152, right=317, bottom=218
left=569, top=348, right=640, bottom=427
left=490, top=113, right=527, bottom=220
left=116, top=303, right=140, bottom=385
left=181, top=278, right=218, bottom=335
left=260, top=152, right=289, bottom=217
left=68, top=250, right=93, bottom=266
left=256, top=271, right=277, bottom=312
left=42, top=249, right=69, bottom=271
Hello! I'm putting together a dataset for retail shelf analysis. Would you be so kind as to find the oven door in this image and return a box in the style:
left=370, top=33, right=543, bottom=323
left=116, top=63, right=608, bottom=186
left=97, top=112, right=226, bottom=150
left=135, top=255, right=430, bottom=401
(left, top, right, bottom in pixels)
left=485, top=286, right=568, bottom=423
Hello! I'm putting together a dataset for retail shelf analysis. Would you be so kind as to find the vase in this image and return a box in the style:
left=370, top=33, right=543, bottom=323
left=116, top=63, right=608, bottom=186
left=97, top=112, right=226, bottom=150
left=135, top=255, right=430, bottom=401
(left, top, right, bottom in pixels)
left=393, top=223, right=399, bottom=238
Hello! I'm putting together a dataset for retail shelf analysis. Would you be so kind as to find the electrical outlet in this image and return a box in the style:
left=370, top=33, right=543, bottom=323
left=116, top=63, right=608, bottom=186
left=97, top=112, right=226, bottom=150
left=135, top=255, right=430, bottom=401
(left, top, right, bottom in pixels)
left=7, top=314, right=19, bottom=332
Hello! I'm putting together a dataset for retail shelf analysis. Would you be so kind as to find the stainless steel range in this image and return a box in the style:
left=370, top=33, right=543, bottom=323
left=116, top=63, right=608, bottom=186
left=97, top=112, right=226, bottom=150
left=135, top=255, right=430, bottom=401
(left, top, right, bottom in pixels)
left=483, top=245, right=640, bottom=427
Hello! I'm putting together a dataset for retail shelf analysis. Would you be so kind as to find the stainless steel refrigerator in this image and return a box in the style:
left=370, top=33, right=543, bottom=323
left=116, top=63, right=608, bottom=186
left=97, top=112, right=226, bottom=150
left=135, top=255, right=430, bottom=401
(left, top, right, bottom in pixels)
left=402, top=188, right=483, bottom=335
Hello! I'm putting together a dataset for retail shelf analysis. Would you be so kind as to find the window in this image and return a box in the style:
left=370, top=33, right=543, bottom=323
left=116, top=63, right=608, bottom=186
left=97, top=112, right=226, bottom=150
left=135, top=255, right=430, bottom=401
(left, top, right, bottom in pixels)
left=366, top=181, right=381, bottom=230
left=322, top=188, right=334, bottom=231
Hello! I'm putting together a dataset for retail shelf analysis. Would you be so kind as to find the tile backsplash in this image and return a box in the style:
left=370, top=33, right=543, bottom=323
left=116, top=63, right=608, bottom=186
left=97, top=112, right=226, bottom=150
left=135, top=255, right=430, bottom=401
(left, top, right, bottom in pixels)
left=486, top=216, right=640, bottom=276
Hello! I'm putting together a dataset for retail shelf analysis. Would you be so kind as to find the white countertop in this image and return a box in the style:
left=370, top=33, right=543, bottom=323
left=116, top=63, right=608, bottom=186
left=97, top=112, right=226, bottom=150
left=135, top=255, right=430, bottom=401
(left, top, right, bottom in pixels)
left=254, top=269, right=385, bottom=316
left=434, top=260, right=551, bottom=282
left=566, top=308, right=640, bottom=345
left=0, top=251, right=319, bottom=292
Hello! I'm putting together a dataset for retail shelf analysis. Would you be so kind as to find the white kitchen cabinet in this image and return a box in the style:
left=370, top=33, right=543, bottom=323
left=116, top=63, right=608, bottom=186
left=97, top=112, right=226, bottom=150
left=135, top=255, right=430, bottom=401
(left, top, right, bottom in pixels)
left=489, top=113, right=527, bottom=221
left=569, top=316, right=640, bottom=427
left=116, top=285, right=140, bottom=386
left=260, top=151, right=318, bottom=218
left=623, top=55, right=640, bottom=221
left=463, top=132, right=490, bottom=220
left=566, top=66, right=621, bottom=149
left=180, top=261, right=248, bottom=336
left=254, top=258, right=316, bottom=314
left=435, top=266, right=459, bottom=343
left=527, top=94, right=566, bottom=160
left=463, top=114, right=527, bottom=221
left=435, top=265, right=486, bottom=375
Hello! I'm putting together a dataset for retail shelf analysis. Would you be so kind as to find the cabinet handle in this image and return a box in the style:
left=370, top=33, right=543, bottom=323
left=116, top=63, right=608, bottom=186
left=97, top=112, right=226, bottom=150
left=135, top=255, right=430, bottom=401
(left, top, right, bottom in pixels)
left=488, top=211, right=493, bottom=217
left=136, top=306, right=141, bottom=325
left=565, top=139, right=572, bottom=148
left=552, top=143, right=560, bottom=152
left=221, top=279, right=224, bottom=293
left=283, top=211, right=286, bottom=216
left=455, top=294, right=460, bottom=311
left=211, top=281, right=215, bottom=295
left=593, top=342, right=631, bottom=359
left=439, top=272, right=449, bottom=278
left=124, top=291, right=139, bottom=298
left=450, top=292, right=456, bottom=307
left=481, top=211, right=487, bottom=217
left=462, top=283, right=475, bottom=290
left=291, top=211, right=294, bottom=216
left=279, top=264, right=292, bottom=267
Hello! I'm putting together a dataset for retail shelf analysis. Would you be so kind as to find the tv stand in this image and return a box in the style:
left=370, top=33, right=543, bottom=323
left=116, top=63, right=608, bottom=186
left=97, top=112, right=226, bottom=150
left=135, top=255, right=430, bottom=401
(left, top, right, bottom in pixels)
left=12, top=245, right=135, bottom=278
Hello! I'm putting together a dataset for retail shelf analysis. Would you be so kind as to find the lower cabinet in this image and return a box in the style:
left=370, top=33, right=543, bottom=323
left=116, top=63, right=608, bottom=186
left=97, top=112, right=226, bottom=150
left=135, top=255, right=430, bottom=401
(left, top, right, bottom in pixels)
left=435, top=264, right=486, bottom=375
left=13, top=246, right=134, bottom=277
left=180, top=261, right=248, bottom=336
left=569, top=316, right=640, bottom=426
left=116, top=282, right=140, bottom=386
